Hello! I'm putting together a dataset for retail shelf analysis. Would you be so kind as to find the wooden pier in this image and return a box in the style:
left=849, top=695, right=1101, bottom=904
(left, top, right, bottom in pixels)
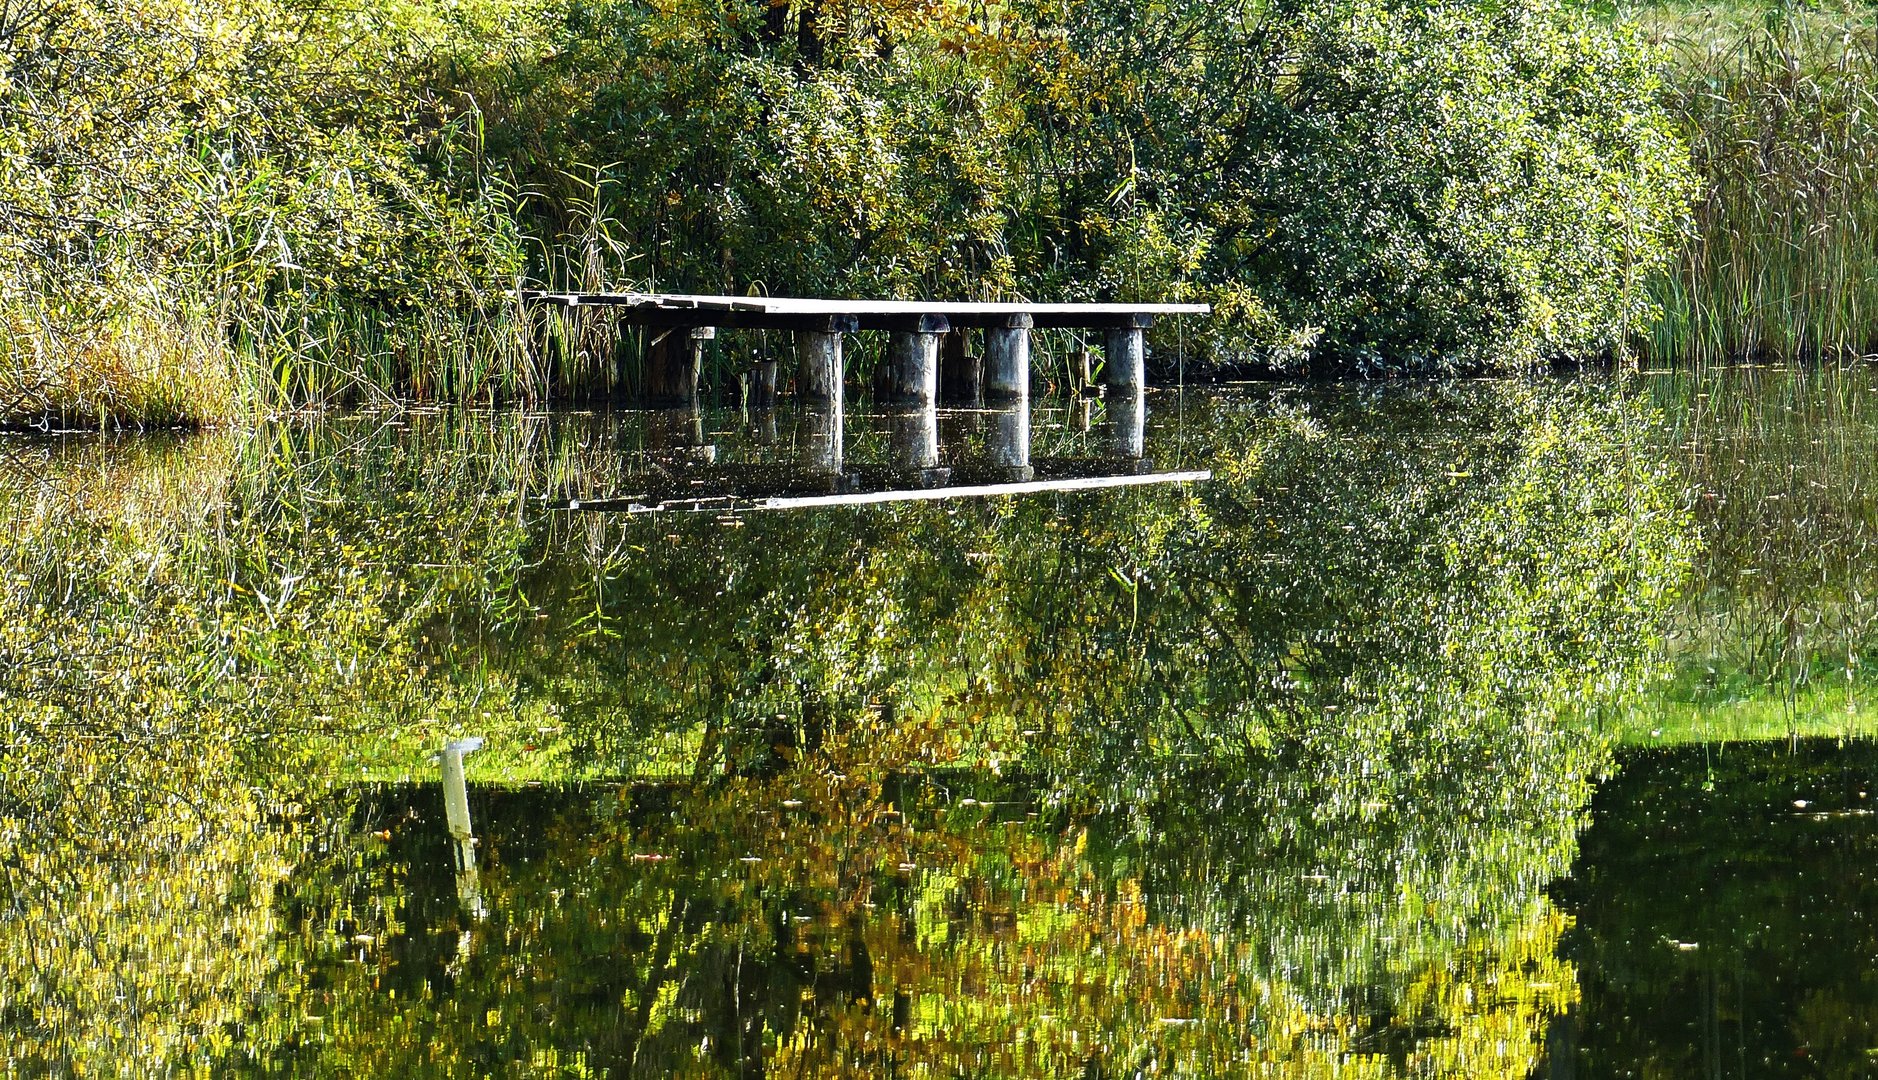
left=520, top=291, right=1211, bottom=505
left=520, top=291, right=1210, bottom=407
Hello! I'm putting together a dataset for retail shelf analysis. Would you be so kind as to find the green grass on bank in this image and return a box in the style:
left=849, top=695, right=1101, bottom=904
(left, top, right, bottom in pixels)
left=1609, top=677, right=1878, bottom=746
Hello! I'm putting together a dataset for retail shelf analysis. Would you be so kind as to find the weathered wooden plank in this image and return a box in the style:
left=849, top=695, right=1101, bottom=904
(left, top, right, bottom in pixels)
left=520, top=290, right=1209, bottom=324
left=756, top=469, right=1209, bottom=509
left=562, top=469, right=1211, bottom=513
left=616, top=309, right=861, bottom=333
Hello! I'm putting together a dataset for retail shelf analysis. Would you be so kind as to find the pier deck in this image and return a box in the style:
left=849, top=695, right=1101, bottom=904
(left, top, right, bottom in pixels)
left=521, top=291, right=1208, bottom=330
left=520, top=289, right=1209, bottom=410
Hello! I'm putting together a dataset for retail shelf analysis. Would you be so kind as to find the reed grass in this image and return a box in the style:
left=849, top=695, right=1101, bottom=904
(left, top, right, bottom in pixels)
left=0, top=172, right=658, bottom=429
left=0, top=292, right=240, bottom=429
left=1633, top=3, right=1878, bottom=364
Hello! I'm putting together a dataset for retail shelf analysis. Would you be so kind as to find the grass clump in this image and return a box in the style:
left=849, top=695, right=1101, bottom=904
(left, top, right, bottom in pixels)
left=0, top=0, right=542, bottom=429
left=0, top=295, right=238, bottom=429
left=1632, top=2, right=1878, bottom=364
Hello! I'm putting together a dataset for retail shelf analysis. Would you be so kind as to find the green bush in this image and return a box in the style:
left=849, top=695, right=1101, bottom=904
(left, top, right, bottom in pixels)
left=473, top=0, right=1692, bottom=375
left=1031, top=0, right=1693, bottom=373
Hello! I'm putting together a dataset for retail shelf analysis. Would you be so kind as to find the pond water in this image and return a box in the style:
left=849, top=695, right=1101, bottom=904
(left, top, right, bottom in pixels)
left=3, top=369, right=1877, bottom=1076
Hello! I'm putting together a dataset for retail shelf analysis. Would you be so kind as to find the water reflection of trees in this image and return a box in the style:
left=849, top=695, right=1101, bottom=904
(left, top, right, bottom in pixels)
left=1648, top=366, right=1878, bottom=729
left=0, top=383, right=1692, bottom=1073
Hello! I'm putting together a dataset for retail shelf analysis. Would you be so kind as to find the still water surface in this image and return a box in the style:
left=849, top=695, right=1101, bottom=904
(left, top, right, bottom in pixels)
left=3, top=370, right=1875, bottom=1075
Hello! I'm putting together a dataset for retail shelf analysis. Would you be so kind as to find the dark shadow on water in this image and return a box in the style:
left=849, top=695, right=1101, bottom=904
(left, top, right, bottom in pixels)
left=1546, top=738, right=1878, bottom=1079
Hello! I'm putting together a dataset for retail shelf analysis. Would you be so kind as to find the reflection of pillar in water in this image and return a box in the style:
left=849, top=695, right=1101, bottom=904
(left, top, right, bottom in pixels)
left=801, top=400, right=845, bottom=480
left=440, top=736, right=486, bottom=918
left=938, top=401, right=983, bottom=451
left=890, top=406, right=940, bottom=469
left=645, top=406, right=715, bottom=463
left=889, top=405, right=949, bottom=488
left=751, top=404, right=778, bottom=444
left=988, top=403, right=1033, bottom=482
left=1106, top=390, right=1148, bottom=468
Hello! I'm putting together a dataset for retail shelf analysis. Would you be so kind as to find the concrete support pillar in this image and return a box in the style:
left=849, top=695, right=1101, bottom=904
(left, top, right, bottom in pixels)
left=1103, top=324, right=1146, bottom=394
left=879, top=316, right=949, bottom=405
left=989, top=403, right=1033, bottom=482
left=941, top=329, right=981, bottom=404
left=646, top=326, right=713, bottom=406
left=799, top=329, right=844, bottom=404
left=984, top=316, right=1033, bottom=403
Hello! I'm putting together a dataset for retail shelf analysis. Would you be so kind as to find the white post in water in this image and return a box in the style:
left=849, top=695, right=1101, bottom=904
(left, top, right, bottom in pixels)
left=441, top=736, right=485, bottom=918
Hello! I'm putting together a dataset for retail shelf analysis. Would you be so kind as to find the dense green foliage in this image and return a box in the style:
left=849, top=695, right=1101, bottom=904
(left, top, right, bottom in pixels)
left=0, top=383, right=1692, bottom=1071
left=0, top=0, right=1691, bottom=423
left=485, top=0, right=1690, bottom=374
left=0, top=0, right=534, bottom=422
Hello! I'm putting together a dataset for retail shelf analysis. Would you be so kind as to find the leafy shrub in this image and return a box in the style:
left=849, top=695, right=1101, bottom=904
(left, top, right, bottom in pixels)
left=1030, top=0, right=1693, bottom=373
left=473, top=0, right=1691, bottom=375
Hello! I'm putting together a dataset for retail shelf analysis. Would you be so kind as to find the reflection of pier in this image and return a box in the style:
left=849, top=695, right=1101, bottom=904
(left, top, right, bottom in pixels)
left=524, top=293, right=1210, bottom=510
left=553, top=399, right=1206, bottom=513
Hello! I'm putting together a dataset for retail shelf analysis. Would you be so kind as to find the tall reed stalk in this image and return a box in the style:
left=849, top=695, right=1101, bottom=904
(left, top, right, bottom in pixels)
left=1644, top=7, right=1878, bottom=364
